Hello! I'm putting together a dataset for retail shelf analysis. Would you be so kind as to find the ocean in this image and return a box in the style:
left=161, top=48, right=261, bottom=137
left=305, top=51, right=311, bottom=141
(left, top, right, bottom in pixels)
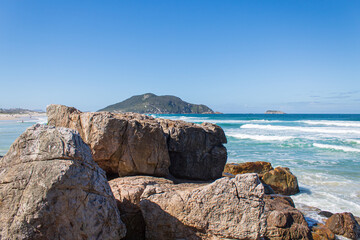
left=1, top=113, right=359, bottom=220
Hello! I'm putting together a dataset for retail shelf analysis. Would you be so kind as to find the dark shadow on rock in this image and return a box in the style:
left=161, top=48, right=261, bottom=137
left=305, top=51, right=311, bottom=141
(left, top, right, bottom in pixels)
left=140, top=200, right=202, bottom=240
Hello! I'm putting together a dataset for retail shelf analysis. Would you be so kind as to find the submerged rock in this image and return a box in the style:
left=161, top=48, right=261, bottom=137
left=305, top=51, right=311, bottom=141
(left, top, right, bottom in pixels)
left=0, top=124, right=126, bottom=239
left=325, top=212, right=360, bottom=240
left=110, top=174, right=266, bottom=240
left=47, top=104, right=227, bottom=180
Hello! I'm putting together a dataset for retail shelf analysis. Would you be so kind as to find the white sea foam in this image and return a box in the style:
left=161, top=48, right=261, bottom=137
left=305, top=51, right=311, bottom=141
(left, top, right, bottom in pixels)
left=301, top=120, right=360, bottom=128
left=228, top=133, right=294, bottom=141
left=313, top=143, right=360, bottom=152
left=241, top=124, right=360, bottom=134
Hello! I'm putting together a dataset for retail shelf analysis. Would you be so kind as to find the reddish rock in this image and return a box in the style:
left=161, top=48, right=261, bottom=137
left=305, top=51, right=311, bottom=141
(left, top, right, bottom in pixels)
left=223, top=161, right=273, bottom=177
left=311, top=223, right=335, bottom=240
left=262, top=167, right=300, bottom=195
left=325, top=212, right=360, bottom=239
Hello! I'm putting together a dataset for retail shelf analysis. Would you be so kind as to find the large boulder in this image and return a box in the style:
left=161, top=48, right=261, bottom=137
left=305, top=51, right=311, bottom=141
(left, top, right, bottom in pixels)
left=158, top=119, right=227, bottom=180
left=311, top=223, right=335, bottom=240
left=47, top=104, right=171, bottom=177
left=262, top=167, right=299, bottom=195
left=0, top=124, right=126, bottom=239
left=264, top=195, right=312, bottom=239
left=109, top=174, right=266, bottom=240
left=325, top=212, right=360, bottom=239
left=47, top=104, right=227, bottom=181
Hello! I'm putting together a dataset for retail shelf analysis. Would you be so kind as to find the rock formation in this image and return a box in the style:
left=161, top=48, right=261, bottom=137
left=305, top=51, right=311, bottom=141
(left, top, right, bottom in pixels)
left=265, top=110, right=286, bottom=114
left=0, top=124, right=126, bottom=239
left=325, top=212, right=360, bottom=239
left=47, top=104, right=227, bottom=180
left=223, top=162, right=299, bottom=195
left=264, top=195, right=312, bottom=239
left=110, top=174, right=266, bottom=240
left=47, top=104, right=171, bottom=177
left=158, top=119, right=227, bottom=180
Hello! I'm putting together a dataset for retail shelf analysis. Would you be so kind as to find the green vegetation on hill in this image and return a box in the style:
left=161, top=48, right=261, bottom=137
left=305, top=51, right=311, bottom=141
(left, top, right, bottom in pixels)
left=98, top=93, right=215, bottom=114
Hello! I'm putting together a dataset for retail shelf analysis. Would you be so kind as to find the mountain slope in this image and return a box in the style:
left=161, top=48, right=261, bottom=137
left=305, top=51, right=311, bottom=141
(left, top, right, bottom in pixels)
left=98, top=93, right=215, bottom=114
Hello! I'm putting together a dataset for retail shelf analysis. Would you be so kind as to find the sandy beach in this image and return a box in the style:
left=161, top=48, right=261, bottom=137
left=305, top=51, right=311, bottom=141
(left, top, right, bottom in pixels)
left=0, top=112, right=46, bottom=121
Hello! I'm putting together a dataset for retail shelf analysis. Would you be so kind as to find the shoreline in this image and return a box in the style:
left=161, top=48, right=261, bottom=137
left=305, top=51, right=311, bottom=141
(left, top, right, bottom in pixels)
left=0, top=113, right=46, bottom=121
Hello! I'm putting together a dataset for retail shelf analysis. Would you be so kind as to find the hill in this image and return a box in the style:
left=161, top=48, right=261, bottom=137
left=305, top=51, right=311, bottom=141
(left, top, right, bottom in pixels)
left=98, top=93, right=215, bottom=114
left=0, top=108, right=44, bottom=114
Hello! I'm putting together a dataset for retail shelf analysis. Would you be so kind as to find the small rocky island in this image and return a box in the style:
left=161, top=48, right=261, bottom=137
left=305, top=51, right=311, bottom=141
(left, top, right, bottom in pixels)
left=98, top=93, right=216, bottom=114
left=265, top=110, right=286, bottom=114
left=0, top=104, right=359, bottom=239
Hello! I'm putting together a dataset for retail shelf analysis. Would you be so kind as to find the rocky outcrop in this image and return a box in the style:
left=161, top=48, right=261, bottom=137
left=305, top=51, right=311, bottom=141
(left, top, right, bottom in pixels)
left=264, top=195, right=312, bottom=239
left=158, top=119, right=227, bottom=180
left=47, top=104, right=227, bottom=180
left=311, top=223, right=335, bottom=240
left=223, top=162, right=299, bottom=195
left=325, top=212, right=360, bottom=239
left=110, top=174, right=266, bottom=240
left=262, top=167, right=299, bottom=195
left=224, top=161, right=273, bottom=177
left=0, top=124, right=126, bottom=239
left=47, top=104, right=171, bottom=177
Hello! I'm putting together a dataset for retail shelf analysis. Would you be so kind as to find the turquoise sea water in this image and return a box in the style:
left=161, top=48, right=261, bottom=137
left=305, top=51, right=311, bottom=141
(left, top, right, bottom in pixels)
left=1, top=114, right=359, bottom=218
left=152, top=114, right=360, bottom=217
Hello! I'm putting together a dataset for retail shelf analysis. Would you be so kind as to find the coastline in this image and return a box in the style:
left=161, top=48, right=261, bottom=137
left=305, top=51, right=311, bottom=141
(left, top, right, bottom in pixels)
left=0, top=113, right=46, bottom=121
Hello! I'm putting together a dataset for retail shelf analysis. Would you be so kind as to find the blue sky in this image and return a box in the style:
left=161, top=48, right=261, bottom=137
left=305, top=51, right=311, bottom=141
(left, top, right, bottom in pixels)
left=0, top=1, right=359, bottom=113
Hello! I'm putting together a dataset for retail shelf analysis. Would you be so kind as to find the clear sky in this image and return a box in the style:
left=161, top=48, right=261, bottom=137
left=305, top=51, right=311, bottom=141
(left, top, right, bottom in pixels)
left=0, top=1, right=359, bottom=113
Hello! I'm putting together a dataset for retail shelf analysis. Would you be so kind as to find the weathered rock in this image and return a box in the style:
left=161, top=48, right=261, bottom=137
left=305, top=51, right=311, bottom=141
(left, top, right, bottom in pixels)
left=311, top=223, right=335, bottom=240
left=110, top=174, right=266, bottom=240
left=158, top=119, right=227, bottom=180
left=223, top=162, right=299, bottom=195
left=0, top=124, right=126, bottom=239
left=264, top=194, right=312, bottom=240
left=262, top=167, right=300, bottom=195
left=325, top=212, right=360, bottom=239
left=47, top=104, right=171, bottom=177
left=109, top=176, right=174, bottom=240
left=47, top=104, right=228, bottom=181
left=224, top=161, right=273, bottom=177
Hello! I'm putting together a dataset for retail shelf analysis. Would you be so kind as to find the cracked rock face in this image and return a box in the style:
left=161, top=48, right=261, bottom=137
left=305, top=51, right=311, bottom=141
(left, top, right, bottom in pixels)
left=47, top=104, right=171, bottom=177
left=47, top=104, right=227, bottom=180
left=110, top=174, right=266, bottom=240
left=0, top=124, right=126, bottom=240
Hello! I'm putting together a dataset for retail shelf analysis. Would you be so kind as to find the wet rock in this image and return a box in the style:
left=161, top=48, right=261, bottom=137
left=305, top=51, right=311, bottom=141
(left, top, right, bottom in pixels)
left=0, top=124, right=126, bottom=239
left=110, top=174, right=266, bottom=240
left=319, top=211, right=334, bottom=218
left=325, top=212, right=360, bottom=239
left=47, top=104, right=171, bottom=177
left=264, top=194, right=312, bottom=240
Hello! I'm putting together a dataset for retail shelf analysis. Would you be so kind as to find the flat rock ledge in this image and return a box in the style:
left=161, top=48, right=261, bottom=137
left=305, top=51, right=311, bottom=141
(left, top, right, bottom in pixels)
left=223, top=161, right=300, bottom=195
left=47, top=104, right=227, bottom=180
left=0, top=124, right=126, bottom=239
left=110, top=174, right=312, bottom=240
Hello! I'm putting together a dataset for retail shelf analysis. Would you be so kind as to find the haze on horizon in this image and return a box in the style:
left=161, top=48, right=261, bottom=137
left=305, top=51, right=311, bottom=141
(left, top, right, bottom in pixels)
left=0, top=1, right=359, bottom=114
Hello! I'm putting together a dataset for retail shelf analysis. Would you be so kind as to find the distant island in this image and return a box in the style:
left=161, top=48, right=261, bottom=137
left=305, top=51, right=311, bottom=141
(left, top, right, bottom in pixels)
left=98, top=93, right=218, bottom=114
left=265, top=110, right=286, bottom=114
